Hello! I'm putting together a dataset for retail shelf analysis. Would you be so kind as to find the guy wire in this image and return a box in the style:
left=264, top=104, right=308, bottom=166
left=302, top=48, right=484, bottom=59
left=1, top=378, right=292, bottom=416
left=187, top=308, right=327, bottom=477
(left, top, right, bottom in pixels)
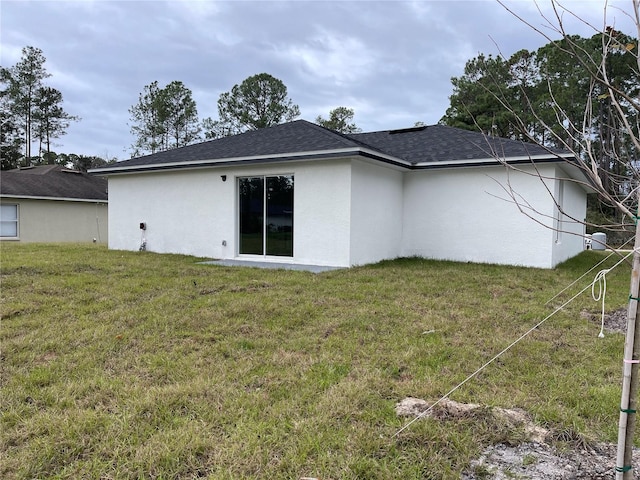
left=393, top=249, right=635, bottom=438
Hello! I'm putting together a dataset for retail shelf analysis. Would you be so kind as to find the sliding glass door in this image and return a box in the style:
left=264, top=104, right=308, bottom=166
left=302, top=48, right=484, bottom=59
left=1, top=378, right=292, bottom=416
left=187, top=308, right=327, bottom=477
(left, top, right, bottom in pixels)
left=239, top=175, right=293, bottom=257
left=239, top=177, right=264, bottom=255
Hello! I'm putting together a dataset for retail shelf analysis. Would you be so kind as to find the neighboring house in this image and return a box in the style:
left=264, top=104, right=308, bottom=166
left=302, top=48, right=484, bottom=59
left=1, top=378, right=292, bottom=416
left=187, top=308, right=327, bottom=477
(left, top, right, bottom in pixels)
left=1, top=164, right=108, bottom=243
left=91, top=120, right=590, bottom=269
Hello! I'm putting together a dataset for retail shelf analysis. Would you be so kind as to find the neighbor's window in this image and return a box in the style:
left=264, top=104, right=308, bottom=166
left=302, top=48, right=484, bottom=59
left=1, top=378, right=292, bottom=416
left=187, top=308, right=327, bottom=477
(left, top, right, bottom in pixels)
left=0, top=204, right=18, bottom=238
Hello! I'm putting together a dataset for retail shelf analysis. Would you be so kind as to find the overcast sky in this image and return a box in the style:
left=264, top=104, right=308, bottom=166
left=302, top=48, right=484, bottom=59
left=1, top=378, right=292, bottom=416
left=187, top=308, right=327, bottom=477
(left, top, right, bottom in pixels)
left=1, top=0, right=635, bottom=160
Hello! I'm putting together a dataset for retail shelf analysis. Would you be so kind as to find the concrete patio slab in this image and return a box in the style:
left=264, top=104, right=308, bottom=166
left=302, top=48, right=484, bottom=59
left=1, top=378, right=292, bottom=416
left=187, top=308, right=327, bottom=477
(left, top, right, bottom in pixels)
left=199, top=259, right=344, bottom=273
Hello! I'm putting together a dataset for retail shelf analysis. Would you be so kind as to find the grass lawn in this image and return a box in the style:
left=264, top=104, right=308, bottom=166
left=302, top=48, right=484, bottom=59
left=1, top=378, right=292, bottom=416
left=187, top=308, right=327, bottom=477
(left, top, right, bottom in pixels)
left=1, top=243, right=637, bottom=479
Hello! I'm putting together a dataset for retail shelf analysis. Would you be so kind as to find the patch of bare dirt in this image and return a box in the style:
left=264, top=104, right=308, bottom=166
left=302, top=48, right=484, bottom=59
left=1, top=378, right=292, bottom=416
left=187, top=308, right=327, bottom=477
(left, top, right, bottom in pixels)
left=463, top=441, right=639, bottom=479
left=581, top=307, right=629, bottom=334
left=395, top=398, right=639, bottom=479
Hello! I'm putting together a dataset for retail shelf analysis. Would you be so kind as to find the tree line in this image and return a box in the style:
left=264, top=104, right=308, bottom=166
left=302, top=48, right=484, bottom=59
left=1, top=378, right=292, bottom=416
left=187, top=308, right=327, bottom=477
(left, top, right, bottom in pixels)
left=4, top=31, right=636, bottom=181
left=129, top=72, right=360, bottom=156
left=0, top=47, right=361, bottom=169
left=0, top=46, right=100, bottom=170
left=439, top=30, right=639, bottom=217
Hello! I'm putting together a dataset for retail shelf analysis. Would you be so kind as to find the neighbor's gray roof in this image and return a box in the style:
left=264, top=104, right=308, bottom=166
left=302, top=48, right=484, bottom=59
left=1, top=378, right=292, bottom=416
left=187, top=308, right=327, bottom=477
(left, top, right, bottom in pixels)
left=91, top=120, right=570, bottom=174
left=1, top=164, right=108, bottom=201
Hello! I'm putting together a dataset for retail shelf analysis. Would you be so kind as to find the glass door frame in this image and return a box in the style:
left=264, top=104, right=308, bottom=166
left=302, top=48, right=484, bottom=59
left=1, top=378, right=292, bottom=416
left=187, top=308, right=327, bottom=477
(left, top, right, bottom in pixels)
left=237, top=174, right=294, bottom=258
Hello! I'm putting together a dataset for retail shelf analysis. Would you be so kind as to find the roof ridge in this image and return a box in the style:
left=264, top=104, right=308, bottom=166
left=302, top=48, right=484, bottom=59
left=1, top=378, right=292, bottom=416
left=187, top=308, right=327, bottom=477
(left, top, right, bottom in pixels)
left=8, top=164, right=62, bottom=175
left=296, top=120, right=393, bottom=156
left=294, top=120, right=364, bottom=149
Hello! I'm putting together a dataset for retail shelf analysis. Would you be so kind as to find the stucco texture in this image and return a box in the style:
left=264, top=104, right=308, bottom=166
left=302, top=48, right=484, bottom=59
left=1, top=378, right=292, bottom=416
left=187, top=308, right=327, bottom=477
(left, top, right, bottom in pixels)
left=105, top=159, right=586, bottom=269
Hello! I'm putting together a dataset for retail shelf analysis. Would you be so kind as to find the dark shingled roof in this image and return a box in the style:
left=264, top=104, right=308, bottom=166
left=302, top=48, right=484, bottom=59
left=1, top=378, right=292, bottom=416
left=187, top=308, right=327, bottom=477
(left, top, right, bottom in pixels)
left=350, top=124, right=564, bottom=164
left=101, top=121, right=369, bottom=170
left=1, top=164, right=108, bottom=201
left=92, top=120, right=568, bottom=174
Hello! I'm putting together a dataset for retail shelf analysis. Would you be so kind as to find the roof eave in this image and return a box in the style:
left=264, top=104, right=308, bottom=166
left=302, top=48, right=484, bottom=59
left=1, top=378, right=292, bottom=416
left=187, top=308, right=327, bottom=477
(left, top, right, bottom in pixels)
left=89, top=147, right=412, bottom=175
left=412, top=153, right=574, bottom=169
left=89, top=149, right=575, bottom=176
left=0, top=194, right=108, bottom=203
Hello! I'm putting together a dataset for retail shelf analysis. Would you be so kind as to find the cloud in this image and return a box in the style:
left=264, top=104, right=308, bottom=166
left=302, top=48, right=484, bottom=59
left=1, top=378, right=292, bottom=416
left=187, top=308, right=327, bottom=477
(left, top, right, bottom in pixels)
left=2, top=0, right=635, bottom=159
left=285, top=29, right=377, bottom=86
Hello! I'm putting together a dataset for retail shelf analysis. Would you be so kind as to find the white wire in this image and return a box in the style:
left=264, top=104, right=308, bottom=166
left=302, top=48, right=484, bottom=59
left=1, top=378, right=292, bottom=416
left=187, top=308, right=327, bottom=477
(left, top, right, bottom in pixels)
left=592, top=269, right=610, bottom=338
left=545, top=252, right=613, bottom=305
left=545, top=236, right=634, bottom=306
left=393, top=249, right=635, bottom=437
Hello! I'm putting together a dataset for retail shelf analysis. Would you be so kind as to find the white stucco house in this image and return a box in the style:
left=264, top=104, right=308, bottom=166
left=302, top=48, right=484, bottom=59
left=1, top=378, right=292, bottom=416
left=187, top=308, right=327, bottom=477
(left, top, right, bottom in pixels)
left=90, top=120, right=590, bottom=269
left=1, top=164, right=108, bottom=243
